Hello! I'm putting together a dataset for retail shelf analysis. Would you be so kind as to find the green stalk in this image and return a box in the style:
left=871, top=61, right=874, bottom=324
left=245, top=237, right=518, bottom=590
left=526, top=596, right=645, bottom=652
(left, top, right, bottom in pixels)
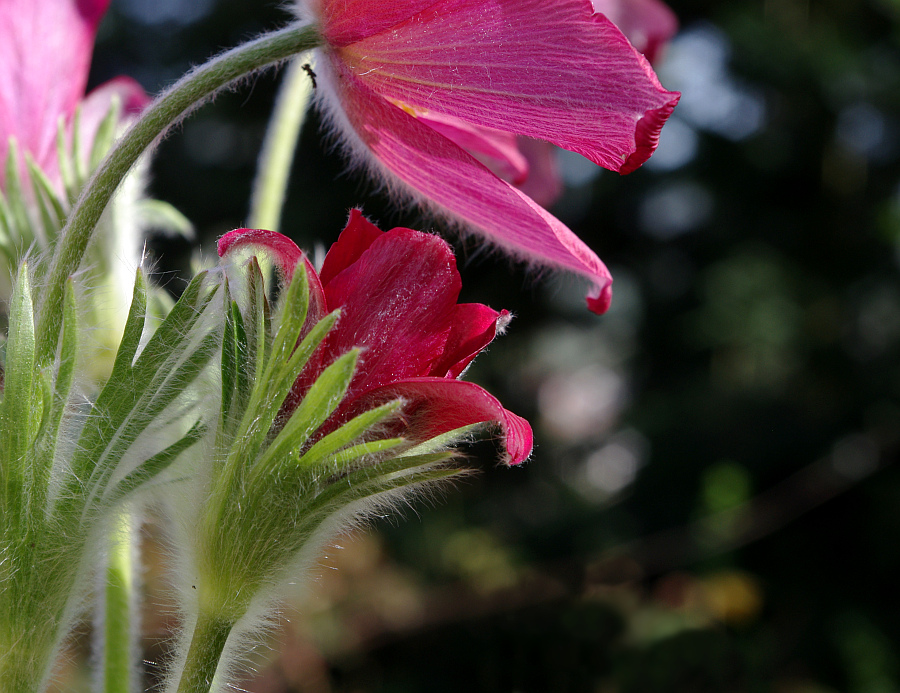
left=35, top=22, right=323, bottom=366
left=248, top=54, right=316, bottom=232
left=175, top=612, right=236, bottom=693
left=103, top=509, right=136, bottom=693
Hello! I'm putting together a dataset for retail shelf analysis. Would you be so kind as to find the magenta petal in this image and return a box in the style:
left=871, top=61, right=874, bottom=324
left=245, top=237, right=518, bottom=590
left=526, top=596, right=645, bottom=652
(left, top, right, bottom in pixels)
left=360, top=377, right=533, bottom=465
left=315, top=0, right=442, bottom=47
left=516, top=138, right=564, bottom=208
left=417, top=112, right=529, bottom=185
left=0, top=0, right=108, bottom=180
left=218, top=228, right=328, bottom=320
left=323, top=228, right=461, bottom=394
left=323, top=72, right=614, bottom=313
left=319, top=208, right=384, bottom=286
left=432, top=304, right=505, bottom=379
left=339, top=0, right=679, bottom=173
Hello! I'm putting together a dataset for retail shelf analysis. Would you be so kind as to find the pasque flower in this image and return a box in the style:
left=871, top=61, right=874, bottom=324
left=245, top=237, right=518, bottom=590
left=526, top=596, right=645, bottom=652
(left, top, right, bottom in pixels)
left=219, top=209, right=533, bottom=464
left=297, top=0, right=680, bottom=314
left=0, top=0, right=148, bottom=192
left=0, top=0, right=186, bottom=385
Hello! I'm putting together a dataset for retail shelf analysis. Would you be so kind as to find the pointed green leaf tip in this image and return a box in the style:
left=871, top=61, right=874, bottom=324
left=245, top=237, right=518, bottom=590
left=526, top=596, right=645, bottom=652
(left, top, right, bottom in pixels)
left=250, top=347, right=360, bottom=482
left=296, top=400, right=405, bottom=470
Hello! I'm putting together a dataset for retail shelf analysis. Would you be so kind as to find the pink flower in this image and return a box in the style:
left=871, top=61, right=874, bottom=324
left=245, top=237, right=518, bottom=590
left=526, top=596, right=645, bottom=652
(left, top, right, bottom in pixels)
left=300, top=0, right=680, bottom=314
left=593, top=0, right=678, bottom=64
left=390, top=0, right=681, bottom=208
left=218, top=210, right=533, bottom=465
left=0, top=0, right=148, bottom=191
left=519, top=0, right=679, bottom=205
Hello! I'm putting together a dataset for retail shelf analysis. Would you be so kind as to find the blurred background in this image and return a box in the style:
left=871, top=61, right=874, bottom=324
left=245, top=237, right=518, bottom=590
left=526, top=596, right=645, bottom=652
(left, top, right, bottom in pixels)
left=72, top=0, right=900, bottom=690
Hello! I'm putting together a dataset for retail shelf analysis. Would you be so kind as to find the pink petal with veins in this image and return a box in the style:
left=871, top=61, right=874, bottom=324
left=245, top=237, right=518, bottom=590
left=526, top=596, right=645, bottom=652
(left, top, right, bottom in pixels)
left=321, top=69, right=614, bottom=313
left=417, top=112, right=529, bottom=185
left=0, top=0, right=109, bottom=181
left=334, top=0, right=679, bottom=174
left=313, top=0, right=445, bottom=46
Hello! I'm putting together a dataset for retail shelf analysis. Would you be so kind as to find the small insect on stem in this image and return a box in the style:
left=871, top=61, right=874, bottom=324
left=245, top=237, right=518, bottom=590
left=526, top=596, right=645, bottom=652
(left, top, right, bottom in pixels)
left=302, top=63, right=317, bottom=89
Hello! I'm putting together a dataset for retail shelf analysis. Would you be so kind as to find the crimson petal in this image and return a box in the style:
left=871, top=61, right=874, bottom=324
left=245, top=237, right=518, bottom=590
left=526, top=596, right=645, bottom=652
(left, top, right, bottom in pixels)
left=322, top=226, right=462, bottom=395
left=359, top=377, right=533, bottom=465
left=319, top=209, right=384, bottom=286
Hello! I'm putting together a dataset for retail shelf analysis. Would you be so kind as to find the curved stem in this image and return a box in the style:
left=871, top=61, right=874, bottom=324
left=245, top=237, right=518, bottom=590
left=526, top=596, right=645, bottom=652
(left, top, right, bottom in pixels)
left=35, top=22, right=323, bottom=366
left=248, top=54, right=316, bottom=232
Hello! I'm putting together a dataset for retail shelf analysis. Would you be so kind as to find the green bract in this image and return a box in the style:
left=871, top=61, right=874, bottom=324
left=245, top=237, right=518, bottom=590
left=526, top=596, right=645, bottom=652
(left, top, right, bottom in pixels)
left=0, top=265, right=218, bottom=691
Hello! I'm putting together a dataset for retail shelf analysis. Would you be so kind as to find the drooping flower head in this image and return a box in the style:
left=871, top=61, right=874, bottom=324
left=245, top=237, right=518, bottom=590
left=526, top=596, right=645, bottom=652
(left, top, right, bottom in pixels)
left=219, top=209, right=533, bottom=465
left=296, top=0, right=680, bottom=314
left=0, top=0, right=148, bottom=191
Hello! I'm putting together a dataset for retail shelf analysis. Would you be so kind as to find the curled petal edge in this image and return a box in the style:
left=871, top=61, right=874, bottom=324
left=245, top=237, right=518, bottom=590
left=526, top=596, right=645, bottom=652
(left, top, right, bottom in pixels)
left=218, top=228, right=327, bottom=318
left=620, top=94, right=680, bottom=174
left=359, top=377, right=534, bottom=466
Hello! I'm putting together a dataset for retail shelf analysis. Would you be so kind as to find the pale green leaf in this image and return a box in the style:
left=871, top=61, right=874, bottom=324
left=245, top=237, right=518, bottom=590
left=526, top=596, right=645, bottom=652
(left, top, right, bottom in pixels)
left=101, top=419, right=207, bottom=510
left=57, top=118, right=78, bottom=205
left=70, top=107, right=87, bottom=186
left=4, top=141, right=37, bottom=247
left=295, top=400, right=403, bottom=470
left=253, top=347, right=358, bottom=475
left=397, top=423, right=484, bottom=458
left=89, top=97, right=121, bottom=172
left=0, top=265, right=40, bottom=507
left=25, top=154, right=67, bottom=242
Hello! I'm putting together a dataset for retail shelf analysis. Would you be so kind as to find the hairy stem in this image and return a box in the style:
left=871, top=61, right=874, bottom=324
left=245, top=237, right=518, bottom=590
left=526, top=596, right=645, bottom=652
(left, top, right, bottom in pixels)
left=174, top=611, right=236, bottom=693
